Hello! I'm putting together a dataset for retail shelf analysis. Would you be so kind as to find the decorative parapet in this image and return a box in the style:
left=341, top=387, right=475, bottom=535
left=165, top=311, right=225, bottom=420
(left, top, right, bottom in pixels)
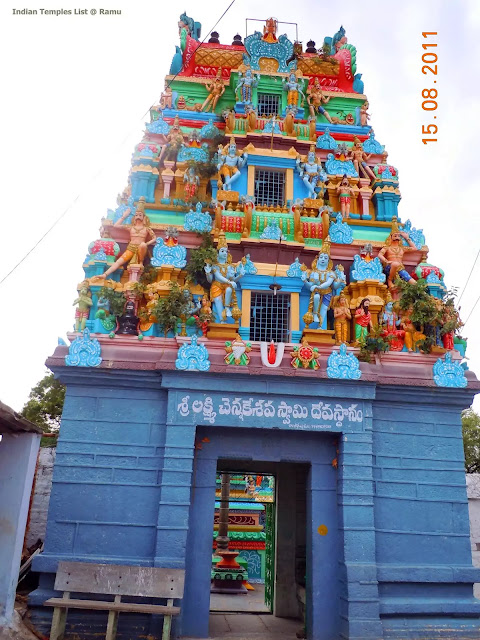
left=350, top=254, right=386, bottom=283
left=175, top=335, right=211, bottom=371
left=433, top=352, right=467, bottom=388
left=327, top=343, right=361, bottom=379
left=65, top=329, right=102, bottom=367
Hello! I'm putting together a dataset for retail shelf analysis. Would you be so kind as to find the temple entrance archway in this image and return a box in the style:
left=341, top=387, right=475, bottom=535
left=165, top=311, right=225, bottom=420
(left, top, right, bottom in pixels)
left=181, top=427, right=340, bottom=640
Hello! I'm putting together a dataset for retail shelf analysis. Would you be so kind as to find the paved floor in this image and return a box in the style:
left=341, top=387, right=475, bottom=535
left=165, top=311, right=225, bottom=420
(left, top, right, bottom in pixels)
left=210, top=584, right=269, bottom=612
left=182, top=612, right=303, bottom=639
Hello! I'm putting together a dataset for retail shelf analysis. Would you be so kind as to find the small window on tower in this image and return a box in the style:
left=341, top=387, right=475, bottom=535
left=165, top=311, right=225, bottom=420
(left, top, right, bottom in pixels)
left=257, top=93, right=280, bottom=117
left=254, top=169, right=286, bottom=208
left=250, top=291, right=291, bottom=343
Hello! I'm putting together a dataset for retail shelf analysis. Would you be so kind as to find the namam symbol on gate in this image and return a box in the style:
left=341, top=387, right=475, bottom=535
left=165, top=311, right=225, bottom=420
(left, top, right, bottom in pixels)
left=176, top=395, right=363, bottom=428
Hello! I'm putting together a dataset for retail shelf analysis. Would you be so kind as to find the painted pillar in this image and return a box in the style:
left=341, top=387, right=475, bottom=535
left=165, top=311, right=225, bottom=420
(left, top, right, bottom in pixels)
left=154, top=422, right=196, bottom=568
left=307, top=458, right=340, bottom=640
left=0, top=432, right=41, bottom=624
left=275, top=463, right=298, bottom=617
left=181, top=454, right=217, bottom=638
left=286, top=168, right=294, bottom=204
left=373, top=188, right=385, bottom=221
left=338, top=403, right=382, bottom=639
left=247, top=165, right=255, bottom=198
left=239, top=289, right=251, bottom=340
left=290, top=292, right=302, bottom=343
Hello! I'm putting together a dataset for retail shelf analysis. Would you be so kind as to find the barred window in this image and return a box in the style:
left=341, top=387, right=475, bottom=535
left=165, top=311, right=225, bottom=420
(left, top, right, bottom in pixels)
left=257, top=93, right=280, bottom=117
left=250, top=292, right=290, bottom=343
left=254, top=169, right=286, bottom=208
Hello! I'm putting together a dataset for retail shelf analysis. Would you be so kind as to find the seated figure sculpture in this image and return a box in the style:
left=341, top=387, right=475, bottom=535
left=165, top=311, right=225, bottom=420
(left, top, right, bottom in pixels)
left=302, top=237, right=344, bottom=328
left=217, top=136, right=248, bottom=191
left=378, top=221, right=417, bottom=291
left=204, top=233, right=246, bottom=323
left=296, top=146, right=327, bottom=200
left=99, top=200, right=156, bottom=279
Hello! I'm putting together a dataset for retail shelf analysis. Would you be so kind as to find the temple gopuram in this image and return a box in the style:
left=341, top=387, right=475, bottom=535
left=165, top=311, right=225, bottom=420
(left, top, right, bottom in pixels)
left=30, top=13, right=480, bottom=640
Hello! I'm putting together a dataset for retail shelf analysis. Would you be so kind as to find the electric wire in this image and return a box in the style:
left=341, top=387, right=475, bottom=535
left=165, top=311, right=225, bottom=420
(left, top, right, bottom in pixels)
left=0, top=0, right=236, bottom=288
left=463, top=293, right=480, bottom=328
left=458, top=247, right=480, bottom=305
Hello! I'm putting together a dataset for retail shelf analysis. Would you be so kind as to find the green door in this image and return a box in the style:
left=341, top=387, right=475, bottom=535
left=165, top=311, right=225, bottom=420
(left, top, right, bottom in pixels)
left=264, top=500, right=276, bottom=611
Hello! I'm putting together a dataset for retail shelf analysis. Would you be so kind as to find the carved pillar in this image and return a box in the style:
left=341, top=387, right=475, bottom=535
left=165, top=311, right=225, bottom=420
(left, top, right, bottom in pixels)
left=290, top=292, right=302, bottom=343
left=358, top=178, right=373, bottom=220
left=239, top=289, right=251, bottom=340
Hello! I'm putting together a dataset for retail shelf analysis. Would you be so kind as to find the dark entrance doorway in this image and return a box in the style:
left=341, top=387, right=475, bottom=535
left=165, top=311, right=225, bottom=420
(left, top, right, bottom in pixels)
left=209, top=470, right=275, bottom=614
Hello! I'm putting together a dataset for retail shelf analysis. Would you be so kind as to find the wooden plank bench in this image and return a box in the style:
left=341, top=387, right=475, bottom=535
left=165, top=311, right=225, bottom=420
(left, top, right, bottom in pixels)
left=44, top=561, right=185, bottom=640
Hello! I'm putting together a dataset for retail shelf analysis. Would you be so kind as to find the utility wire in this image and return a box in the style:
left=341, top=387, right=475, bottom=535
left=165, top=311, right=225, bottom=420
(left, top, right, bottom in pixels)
left=0, top=1, right=236, bottom=288
left=458, top=247, right=480, bottom=305
left=464, top=293, right=480, bottom=328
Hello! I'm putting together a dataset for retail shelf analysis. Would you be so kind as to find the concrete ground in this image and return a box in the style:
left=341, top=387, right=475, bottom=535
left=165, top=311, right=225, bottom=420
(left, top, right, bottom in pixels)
left=210, top=584, right=269, bottom=613
left=182, top=612, right=303, bottom=639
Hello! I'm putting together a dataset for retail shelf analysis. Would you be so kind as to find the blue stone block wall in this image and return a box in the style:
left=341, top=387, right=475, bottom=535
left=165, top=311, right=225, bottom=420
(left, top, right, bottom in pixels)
left=30, top=371, right=171, bottom=637
left=373, top=387, right=480, bottom=638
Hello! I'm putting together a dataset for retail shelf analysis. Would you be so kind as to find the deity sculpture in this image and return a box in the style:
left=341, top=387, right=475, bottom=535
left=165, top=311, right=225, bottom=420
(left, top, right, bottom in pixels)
left=183, top=166, right=200, bottom=201
left=336, top=175, right=355, bottom=219
left=262, top=17, right=278, bottom=43
left=307, top=78, right=333, bottom=123
left=73, top=284, right=93, bottom=332
left=158, top=115, right=184, bottom=164
left=116, top=300, right=139, bottom=336
left=400, top=309, right=426, bottom=353
left=159, top=82, right=173, bottom=110
left=283, top=71, right=306, bottom=109
left=333, top=293, right=351, bottom=345
left=349, top=137, right=376, bottom=182
left=244, top=103, right=257, bottom=133
left=204, top=233, right=246, bottom=323
left=235, top=67, right=260, bottom=104
left=284, top=105, right=297, bottom=137
left=222, top=109, right=235, bottom=135
left=302, top=238, right=343, bottom=328
left=201, top=68, right=225, bottom=113
left=359, top=100, right=370, bottom=127
left=296, top=145, right=327, bottom=200
left=217, top=136, right=248, bottom=191
left=194, top=294, right=213, bottom=337
left=378, top=222, right=417, bottom=291
left=99, top=200, right=156, bottom=279
left=380, top=298, right=405, bottom=351
left=354, top=298, right=373, bottom=344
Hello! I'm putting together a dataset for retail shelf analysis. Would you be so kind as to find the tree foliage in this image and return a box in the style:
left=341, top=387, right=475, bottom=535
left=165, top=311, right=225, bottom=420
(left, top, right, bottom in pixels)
left=185, top=232, right=217, bottom=290
left=151, top=282, right=191, bottom=336
left=98, top=286, right=127, bottom=317
left=463, top=409, right=480, bottom=473
left=21, top=373, right=66, bottom=433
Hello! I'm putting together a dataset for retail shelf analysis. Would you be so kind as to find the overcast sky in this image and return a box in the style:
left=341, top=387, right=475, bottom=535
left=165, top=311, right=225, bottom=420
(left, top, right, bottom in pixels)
left=1, top=0, right=479, bottom=410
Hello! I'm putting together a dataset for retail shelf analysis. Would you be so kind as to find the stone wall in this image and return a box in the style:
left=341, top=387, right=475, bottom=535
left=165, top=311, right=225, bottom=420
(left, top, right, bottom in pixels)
left=26, top=447, right=56, bottom=548
left=466, top=473, right=480, bottom=597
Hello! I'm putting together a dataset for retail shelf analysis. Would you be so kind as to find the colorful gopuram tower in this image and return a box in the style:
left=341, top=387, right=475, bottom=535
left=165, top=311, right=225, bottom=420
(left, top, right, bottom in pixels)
left=30, top=13, right=480, bottom=640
